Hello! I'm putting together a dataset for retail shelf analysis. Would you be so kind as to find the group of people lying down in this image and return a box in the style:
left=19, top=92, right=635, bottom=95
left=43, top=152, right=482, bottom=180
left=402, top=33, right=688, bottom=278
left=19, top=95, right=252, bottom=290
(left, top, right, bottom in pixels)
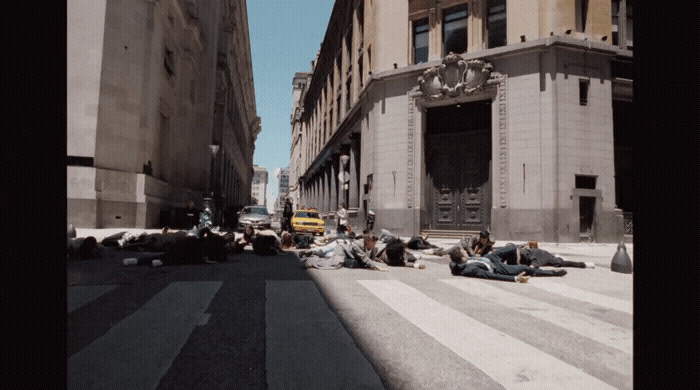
left=298, top=229, right=595, bottom=283
left=72, top=225, right=594, bottom=282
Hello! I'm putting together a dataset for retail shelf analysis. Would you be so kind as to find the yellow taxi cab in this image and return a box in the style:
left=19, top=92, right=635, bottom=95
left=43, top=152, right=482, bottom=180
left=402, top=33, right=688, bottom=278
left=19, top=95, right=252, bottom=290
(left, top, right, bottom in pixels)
left=291, top=208, right=325, bottom=236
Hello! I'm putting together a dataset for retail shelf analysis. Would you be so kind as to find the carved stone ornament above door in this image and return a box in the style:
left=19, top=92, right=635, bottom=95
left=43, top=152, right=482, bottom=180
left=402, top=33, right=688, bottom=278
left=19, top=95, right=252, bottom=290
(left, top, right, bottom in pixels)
left=418, top=53, right=500, bottom=100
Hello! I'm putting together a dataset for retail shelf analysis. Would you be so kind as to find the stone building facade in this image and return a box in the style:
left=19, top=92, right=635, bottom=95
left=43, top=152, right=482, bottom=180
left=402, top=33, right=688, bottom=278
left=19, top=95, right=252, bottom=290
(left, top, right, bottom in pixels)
left=68, top=0, right=260, bottom=228
left=288, top=72, right=312, bottom=210
left=294, top=0, right=633, bottom=242
left=251, top=165, right=268, bottom=206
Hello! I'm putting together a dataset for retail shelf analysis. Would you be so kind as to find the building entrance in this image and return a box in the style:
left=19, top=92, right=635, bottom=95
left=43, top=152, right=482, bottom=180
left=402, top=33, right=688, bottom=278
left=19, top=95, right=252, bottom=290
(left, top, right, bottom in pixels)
left=424, top=101, right=492, bottom=232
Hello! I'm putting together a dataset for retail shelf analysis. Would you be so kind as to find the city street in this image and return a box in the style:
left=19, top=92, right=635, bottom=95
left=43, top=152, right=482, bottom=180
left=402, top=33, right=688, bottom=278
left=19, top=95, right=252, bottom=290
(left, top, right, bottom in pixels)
left=68, top=231, right=632, bottom=389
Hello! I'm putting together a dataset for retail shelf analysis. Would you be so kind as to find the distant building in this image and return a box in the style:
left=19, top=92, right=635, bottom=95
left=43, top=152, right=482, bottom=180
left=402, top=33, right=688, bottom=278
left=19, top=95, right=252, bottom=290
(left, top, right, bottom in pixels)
left=67, top=0, right=261, bottom=228
left=251, top=165, right=268, bottom=206
left=273, top=167, right=290, bottom=220
left=295, top=0, right=633, bottom=242
left=288, top=72, right=312, bottom=210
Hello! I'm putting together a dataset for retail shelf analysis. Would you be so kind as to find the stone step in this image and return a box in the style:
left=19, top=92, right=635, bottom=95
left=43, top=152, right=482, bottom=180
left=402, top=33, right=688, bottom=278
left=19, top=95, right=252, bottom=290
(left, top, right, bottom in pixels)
left=421, top=230, right=480, bottom=239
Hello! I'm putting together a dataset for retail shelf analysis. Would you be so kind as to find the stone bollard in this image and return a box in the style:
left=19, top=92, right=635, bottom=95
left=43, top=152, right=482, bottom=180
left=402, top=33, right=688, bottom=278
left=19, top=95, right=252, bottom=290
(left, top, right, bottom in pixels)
left=611, top=241, right=633, bottom=274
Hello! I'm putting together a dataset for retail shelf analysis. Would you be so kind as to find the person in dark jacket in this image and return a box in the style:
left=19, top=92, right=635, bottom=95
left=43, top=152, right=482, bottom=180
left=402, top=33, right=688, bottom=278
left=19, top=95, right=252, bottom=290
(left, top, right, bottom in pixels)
left=252, top=228, right=281, bottom=256
left=122, top=228, right=230, bottom=267
left=281, top=198, right=294, bottom=232
left=363, top=208, right=376, bottom=234
left=506, top=241, right=595, bottom=268
left=405, top=235, right=439, bottom=250
left=448, top=244, right=566, bottom=282
left=280, top=231, right=314, bottom=250
left=375, top=237, right=426, bottom=269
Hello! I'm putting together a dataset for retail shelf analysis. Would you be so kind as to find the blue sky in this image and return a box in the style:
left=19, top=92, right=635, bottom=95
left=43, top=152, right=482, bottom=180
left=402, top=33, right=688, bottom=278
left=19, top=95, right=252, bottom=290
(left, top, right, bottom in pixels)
left=247, top=0, right=334, bottom=209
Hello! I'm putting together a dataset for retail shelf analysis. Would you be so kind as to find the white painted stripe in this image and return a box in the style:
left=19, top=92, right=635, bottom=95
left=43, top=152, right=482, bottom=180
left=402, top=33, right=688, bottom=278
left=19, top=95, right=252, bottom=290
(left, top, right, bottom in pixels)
left=359, top=279, right=617, bottom=390
left=68, top=281, right=222, bottom=390
left=68, top=285, right=118, bottom=313
left=197, top=313, right=211, bottom=326
left=266, top=280, right=384, bottom=390
left=528, top=279, right=632, bottom=314
left=441, top=278, right=633, bottom=355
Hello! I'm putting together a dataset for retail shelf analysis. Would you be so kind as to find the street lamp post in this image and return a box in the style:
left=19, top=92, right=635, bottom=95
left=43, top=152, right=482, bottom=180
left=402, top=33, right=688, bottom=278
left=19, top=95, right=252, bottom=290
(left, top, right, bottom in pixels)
left=205, top=144, right=220, bottom=224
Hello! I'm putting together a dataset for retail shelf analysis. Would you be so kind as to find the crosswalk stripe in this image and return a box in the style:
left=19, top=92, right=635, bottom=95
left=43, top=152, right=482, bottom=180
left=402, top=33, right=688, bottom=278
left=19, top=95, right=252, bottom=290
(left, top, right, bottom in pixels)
left=68, top=281, right=222, bottom=390
left=68, top=285, right=118, bottom=313
left=528, top=279, right=632, bottom=314
left=359, top=279, right=617, bottom=390
left=441, top=278, right=633, bottom=355
left=266, top=280, right=384, bottom=390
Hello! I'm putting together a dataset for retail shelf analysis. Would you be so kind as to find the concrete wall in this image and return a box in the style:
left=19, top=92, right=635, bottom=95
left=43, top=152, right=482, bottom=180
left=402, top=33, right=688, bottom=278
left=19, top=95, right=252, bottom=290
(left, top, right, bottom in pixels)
left=68, top=0, right=258, bottom=228
left=490, top=46, right=621, bottom=242
left=365, top=76, right=418, bottom=235
left=372, top=0, right=409, bottom=72
left=67, top=0, right=107, bottom=159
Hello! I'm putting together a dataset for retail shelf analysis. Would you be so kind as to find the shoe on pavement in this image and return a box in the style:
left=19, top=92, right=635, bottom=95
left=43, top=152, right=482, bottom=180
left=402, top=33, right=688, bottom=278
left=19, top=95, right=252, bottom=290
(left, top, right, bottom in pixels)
left=552, top=269, right=567, bottom=276
left=151, top=259, right=163, bottom=267
left=515, top=272, right=530, bottom=283
left=123, top=258, right=138, bottom=266
left=584, top=261, right=596, bottom=269
left=413, top=261, right=426, bottom=269
left=423, top=249, right=435, bottom=255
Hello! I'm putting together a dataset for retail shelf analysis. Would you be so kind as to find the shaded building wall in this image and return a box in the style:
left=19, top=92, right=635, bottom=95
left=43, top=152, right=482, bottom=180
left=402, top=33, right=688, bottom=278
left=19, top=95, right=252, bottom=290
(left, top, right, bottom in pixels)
left=68, top=0, right=258, bottom=228
left=67, top=0, right=108, bottom=226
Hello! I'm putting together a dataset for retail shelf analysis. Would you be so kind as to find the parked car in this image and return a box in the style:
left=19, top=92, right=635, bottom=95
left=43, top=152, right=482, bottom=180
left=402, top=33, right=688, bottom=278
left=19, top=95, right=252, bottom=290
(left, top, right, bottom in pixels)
left=290, top=208, right=325, bottom=236
left=237, top=205, right=272, bottom=231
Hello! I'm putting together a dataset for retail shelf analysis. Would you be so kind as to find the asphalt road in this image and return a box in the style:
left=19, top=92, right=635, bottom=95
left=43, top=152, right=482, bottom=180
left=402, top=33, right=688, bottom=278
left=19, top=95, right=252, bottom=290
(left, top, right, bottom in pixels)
left=68, top=242, right=632, bottom=389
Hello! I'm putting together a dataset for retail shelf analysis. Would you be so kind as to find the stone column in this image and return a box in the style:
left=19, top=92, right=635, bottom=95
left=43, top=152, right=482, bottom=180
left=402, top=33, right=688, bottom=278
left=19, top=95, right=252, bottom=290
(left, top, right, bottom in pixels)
left=326, top=164, right=333, bottom=213
left=619, top=0, right=628, bottom=49
left=330, top=157, right=338, bottom=212
left=314, top=176, right=320, bottom=209
left=351, top=3, right=359, bottom=103
left=349, top=138, right=360, bottom=209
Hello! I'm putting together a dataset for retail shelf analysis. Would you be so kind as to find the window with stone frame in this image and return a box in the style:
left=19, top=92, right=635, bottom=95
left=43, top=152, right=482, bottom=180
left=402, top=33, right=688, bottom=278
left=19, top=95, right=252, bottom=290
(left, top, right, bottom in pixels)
left=442, top=4, right=468, bottom=56
left=575, top=0, right=589, bottom=33
left=358, top=54, right=363, bottom=88
left=413, top=18, right=429, bottom=64
left=487, top=0, right=506, bottom=48
left=625, top=1, right=633, bottom=49
left=611, top=1, right=620, bottom=46
left=579, top=79, right=590, bottom=106
left=164, top=47, right=175, bottom=76
left=345, top=76, right=352, bottom=112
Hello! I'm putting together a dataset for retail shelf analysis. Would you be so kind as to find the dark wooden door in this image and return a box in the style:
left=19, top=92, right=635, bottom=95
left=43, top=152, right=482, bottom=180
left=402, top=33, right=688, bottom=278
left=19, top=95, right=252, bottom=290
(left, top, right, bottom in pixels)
left=427, top=132, right=491, bottom=231
left=458, top=131, right=491, bottom=230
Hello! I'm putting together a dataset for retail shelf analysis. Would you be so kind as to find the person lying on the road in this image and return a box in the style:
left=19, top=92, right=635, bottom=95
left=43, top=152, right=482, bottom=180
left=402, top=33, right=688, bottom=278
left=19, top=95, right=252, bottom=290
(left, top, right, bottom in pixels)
left=448, top=245, right=566, bottom=282
left=374, top=237, right=426, bottom=269
left=122, top=227, right=230, bottom=267
left=280, top=231, right=315, bottom=250
left=225, top=226, right=255, bottom=254
left=68, top=236, right=105, bottom=260
left=507, top=241, right=595, bottom=269
left=252, top=228, right=281, bottom=256
left=298, top=236, right=353, bottom=258
left=424, top=229, right=495, bottom=257
left=405, top=235, right=439, bottom=250
left=301, top=235, right=389, bottom=271
left=101, top=228, right=188, bottom=252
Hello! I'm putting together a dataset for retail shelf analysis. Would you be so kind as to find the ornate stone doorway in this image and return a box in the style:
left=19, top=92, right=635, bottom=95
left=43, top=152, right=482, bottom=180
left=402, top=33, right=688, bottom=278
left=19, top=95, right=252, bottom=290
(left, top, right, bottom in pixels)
left=425, top=102, right=492, bottom=231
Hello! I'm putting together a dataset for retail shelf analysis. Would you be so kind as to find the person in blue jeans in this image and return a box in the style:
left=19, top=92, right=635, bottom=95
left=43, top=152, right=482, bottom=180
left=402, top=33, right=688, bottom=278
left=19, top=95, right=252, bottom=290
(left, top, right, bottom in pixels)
left=448, top=244, right=566, bottom=283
